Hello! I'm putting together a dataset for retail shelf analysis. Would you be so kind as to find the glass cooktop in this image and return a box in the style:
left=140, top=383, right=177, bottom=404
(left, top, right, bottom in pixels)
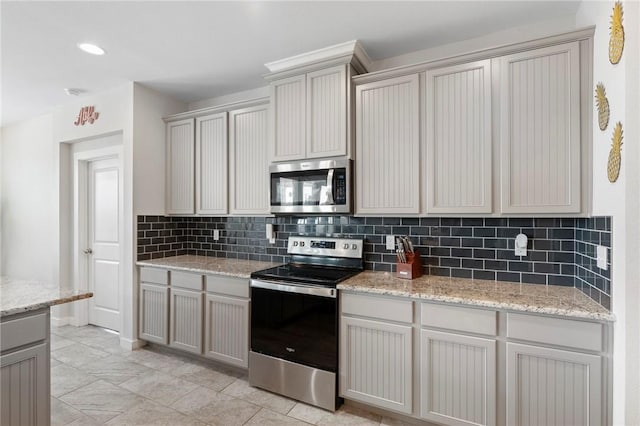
left=250, top=264, right=361, bottom=287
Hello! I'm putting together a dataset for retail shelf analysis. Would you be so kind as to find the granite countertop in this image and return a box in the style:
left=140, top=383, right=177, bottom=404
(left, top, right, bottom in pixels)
left=338, top=271, right=614, bottom=321
left=0, top=277, right=93, bottom=317
left=136, top=255, right=280, bottom=279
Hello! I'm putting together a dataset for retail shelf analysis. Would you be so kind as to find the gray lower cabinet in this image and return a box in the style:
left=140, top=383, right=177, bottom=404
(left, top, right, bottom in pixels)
left=169, top=272, right=204, bottom=354
left=420, top=329, right=496, bottom=426
left=506, top=312, right=605, bottom=426
left=204, top=294, right=249, bottom=367
left=139, top=267, right=169, bottom=344
left=340, top=293, right=414, bottom=414
left=203, top=274, right=250, bottom=368
left=0, top=309, right=50, bottom=426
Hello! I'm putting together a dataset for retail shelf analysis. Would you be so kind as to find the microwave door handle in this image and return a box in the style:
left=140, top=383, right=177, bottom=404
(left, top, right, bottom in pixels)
left=324, top=169, right=334, bottom=204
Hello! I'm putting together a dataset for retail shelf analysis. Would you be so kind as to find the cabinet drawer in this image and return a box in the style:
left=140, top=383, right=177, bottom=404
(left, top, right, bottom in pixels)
left=0, top=312, right=48, bottom=352
left=140, top=267, right=168, bottom=285
left=171, top=271, right=203, bottom=291
left=206, top=275, right=249, bottom=298
left=341, top=293, right=413, bottom=323
left=507, top=313, right=603, bottom=352
left=421, top=303, right=497, bottom=336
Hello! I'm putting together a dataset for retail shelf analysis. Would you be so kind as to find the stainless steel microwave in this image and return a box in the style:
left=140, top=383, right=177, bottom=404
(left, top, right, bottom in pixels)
left=270, top=159, right=352, bottom=214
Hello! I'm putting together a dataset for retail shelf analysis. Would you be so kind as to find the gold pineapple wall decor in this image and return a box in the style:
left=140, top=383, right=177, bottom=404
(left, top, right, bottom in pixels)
left=607, top=122, right=623, bottom=182
left=609, top=1, right=624, bottom=64
left=595, top=83, right=610, bottom=130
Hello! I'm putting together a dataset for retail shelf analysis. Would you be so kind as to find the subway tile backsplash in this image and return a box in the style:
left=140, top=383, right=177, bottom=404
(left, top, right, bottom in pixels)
left=137, top=215, right=612, bottom=309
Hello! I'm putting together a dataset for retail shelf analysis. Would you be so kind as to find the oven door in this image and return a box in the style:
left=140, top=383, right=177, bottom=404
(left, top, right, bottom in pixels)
left=250, top=280, right=338, bottom=372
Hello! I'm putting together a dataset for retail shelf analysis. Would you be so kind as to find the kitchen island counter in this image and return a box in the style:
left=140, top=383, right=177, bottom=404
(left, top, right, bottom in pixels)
left=338, top=271, right=614, bottom=321
left=0, top=277, right=93, bottom=317
left=136, top=255, right=280, bottom=279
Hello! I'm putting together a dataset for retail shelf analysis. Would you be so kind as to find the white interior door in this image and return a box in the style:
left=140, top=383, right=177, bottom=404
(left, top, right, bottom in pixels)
left=86, top=157, right=121, bottom=331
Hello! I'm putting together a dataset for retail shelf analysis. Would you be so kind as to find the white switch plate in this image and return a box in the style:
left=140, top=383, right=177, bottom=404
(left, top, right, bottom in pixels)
left=386, top=235, right=396, bottom=250
left=597, top=245, right=608, bottom=270
left=213, top=229, right=220, bottom=241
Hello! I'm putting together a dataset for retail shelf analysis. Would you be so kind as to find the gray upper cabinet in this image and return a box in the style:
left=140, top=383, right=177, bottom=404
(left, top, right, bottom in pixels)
left=355, top=74, right=421, bottom=215
left=425, top=60, right=493, bottom=214
left=196, top=112, right=228, bottom=215
left=229, top=104, right=270, bottom=215
left=271, top=64, right=350, bottom=162
left=166, top=118, right=195, bottom=215
left=499, top=41, right=582, bottom=214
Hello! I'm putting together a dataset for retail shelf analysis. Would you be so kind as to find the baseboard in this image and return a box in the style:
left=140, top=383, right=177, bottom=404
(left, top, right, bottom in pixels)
left=120, top=337, right=146, bottom=351
left=50, top=316, right=70, bottom=327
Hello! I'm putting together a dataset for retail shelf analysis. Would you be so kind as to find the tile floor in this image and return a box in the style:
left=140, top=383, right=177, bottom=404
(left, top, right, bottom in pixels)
left=51, top=325, right=412, bottom=425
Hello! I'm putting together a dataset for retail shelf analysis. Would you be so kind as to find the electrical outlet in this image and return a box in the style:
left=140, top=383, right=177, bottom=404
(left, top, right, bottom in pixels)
left=597, top=245, right=608, bottom=270
left=386, top=235, right=396, bottom=250
left=213, top=229, right=220, bottom=241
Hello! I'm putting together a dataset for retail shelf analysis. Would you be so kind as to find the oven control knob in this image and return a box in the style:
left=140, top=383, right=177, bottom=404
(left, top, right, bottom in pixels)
left=293, top=241, right=298, bottom=247
left=352, top=244, right=358, bottom=250
left=300, top=242, right=305, bottom=247
left=343, top=243, right=349, bottom=249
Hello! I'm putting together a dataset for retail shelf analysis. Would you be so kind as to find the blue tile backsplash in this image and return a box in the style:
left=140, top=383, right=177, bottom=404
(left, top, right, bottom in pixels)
left=137, top=215, right=612, bottom=309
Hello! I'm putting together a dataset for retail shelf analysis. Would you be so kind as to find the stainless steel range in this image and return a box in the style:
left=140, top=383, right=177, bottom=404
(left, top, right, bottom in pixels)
left=249, top=236, right=363, bottom=411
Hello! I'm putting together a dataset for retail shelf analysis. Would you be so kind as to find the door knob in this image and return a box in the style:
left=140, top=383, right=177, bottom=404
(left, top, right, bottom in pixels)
left=83, top=248, right=93, bottom=254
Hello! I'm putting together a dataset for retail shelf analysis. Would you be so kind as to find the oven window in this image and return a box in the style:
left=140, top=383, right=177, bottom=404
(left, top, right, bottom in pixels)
left=251, top=287, right=337, bottom=372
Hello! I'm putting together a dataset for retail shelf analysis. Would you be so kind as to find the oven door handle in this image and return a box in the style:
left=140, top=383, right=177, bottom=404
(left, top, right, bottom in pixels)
left=250, top=280, right=337, bottom=298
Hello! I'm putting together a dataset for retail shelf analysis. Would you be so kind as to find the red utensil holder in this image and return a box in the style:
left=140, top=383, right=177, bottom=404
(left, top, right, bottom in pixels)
left=396, top=251, right=423, bottom=280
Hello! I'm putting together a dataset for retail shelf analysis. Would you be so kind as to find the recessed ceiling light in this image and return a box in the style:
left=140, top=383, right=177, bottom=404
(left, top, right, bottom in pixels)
left=77, top=42, right=105, bottom=55
left=64, top=88, right=84, bottom=96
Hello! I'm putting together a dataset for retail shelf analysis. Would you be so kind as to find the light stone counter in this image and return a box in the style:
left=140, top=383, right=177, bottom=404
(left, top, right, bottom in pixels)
left=136, top=255, right=280, bottom=279
left=338, top=271, right=614, bottom=321
left=0, top=277, right=93, bottom=317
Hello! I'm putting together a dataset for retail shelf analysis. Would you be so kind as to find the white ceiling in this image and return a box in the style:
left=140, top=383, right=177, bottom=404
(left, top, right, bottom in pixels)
left=1, top=1, right=581, bottom=126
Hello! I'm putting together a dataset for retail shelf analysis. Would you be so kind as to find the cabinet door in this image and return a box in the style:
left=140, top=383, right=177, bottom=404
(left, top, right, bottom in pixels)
left=426, top=60, right=492, bottom=214
left=196, top=112, right=227, bottom=215
left=271, top=75, right=306, bottom=161
left=166, top=118, right=195, bottom=215
left=420, top=329, right=496, bottom=426
left=1, top=343, right=49, bottom=426
left=506, top=342, right=602, bottom=426
left=229, top=105, right=270, bottom=215
left=340, top=316, right=413, bottom=414
left=204, top=293, right=249, bottom=368
left=500, top=42, right=581, bottom=213
left=169, top=288, right=203, bottom=354
left=355, top=75, right=420, bottom=215
left=306, top=65, right=347, bottom=158
left=139, top=283, right=169, bottom=344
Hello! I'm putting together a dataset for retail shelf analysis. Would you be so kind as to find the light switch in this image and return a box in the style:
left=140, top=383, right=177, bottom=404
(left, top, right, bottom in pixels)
left=597, top=245, right=608, bottom=270
left=386, top=235, right=396, bottom=250
left=213, top=229, right=220, bottom=241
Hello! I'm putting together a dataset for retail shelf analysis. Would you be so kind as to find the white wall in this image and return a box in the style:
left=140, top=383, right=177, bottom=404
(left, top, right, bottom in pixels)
left=575, top=1, right=639, bottom=424
left=0, top=114, right=55, bottom=281
left=133, top=83, right=186, bottom=215
left=188, top=86, right=269, bottom=111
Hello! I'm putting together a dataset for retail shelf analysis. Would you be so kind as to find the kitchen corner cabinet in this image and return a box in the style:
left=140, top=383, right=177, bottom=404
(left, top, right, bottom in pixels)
left=340, top=293, right=414, bottom=414
left=169, top=272, right=204, bottom=354
left=139, top=267, right=169, bottom=344
left=425, top=60, right=493, bottom=214
left=166, top=112, right=228, bottom=215
left=355, top=74, right=420, bottom=215
left=271, top=64, right=349, bottom=162
left=138, top=267, right=250, bottom=369
left=166, top=119, right=195, bottom=214
left=229, top=104, right=270, bottom=215
left=500, top=41, right=581, bottom=214
left=204, top=275, right=250, bottom=368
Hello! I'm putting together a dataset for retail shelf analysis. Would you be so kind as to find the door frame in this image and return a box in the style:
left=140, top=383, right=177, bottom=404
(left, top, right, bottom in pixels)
left=72, top=145, right=124, bottom=329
